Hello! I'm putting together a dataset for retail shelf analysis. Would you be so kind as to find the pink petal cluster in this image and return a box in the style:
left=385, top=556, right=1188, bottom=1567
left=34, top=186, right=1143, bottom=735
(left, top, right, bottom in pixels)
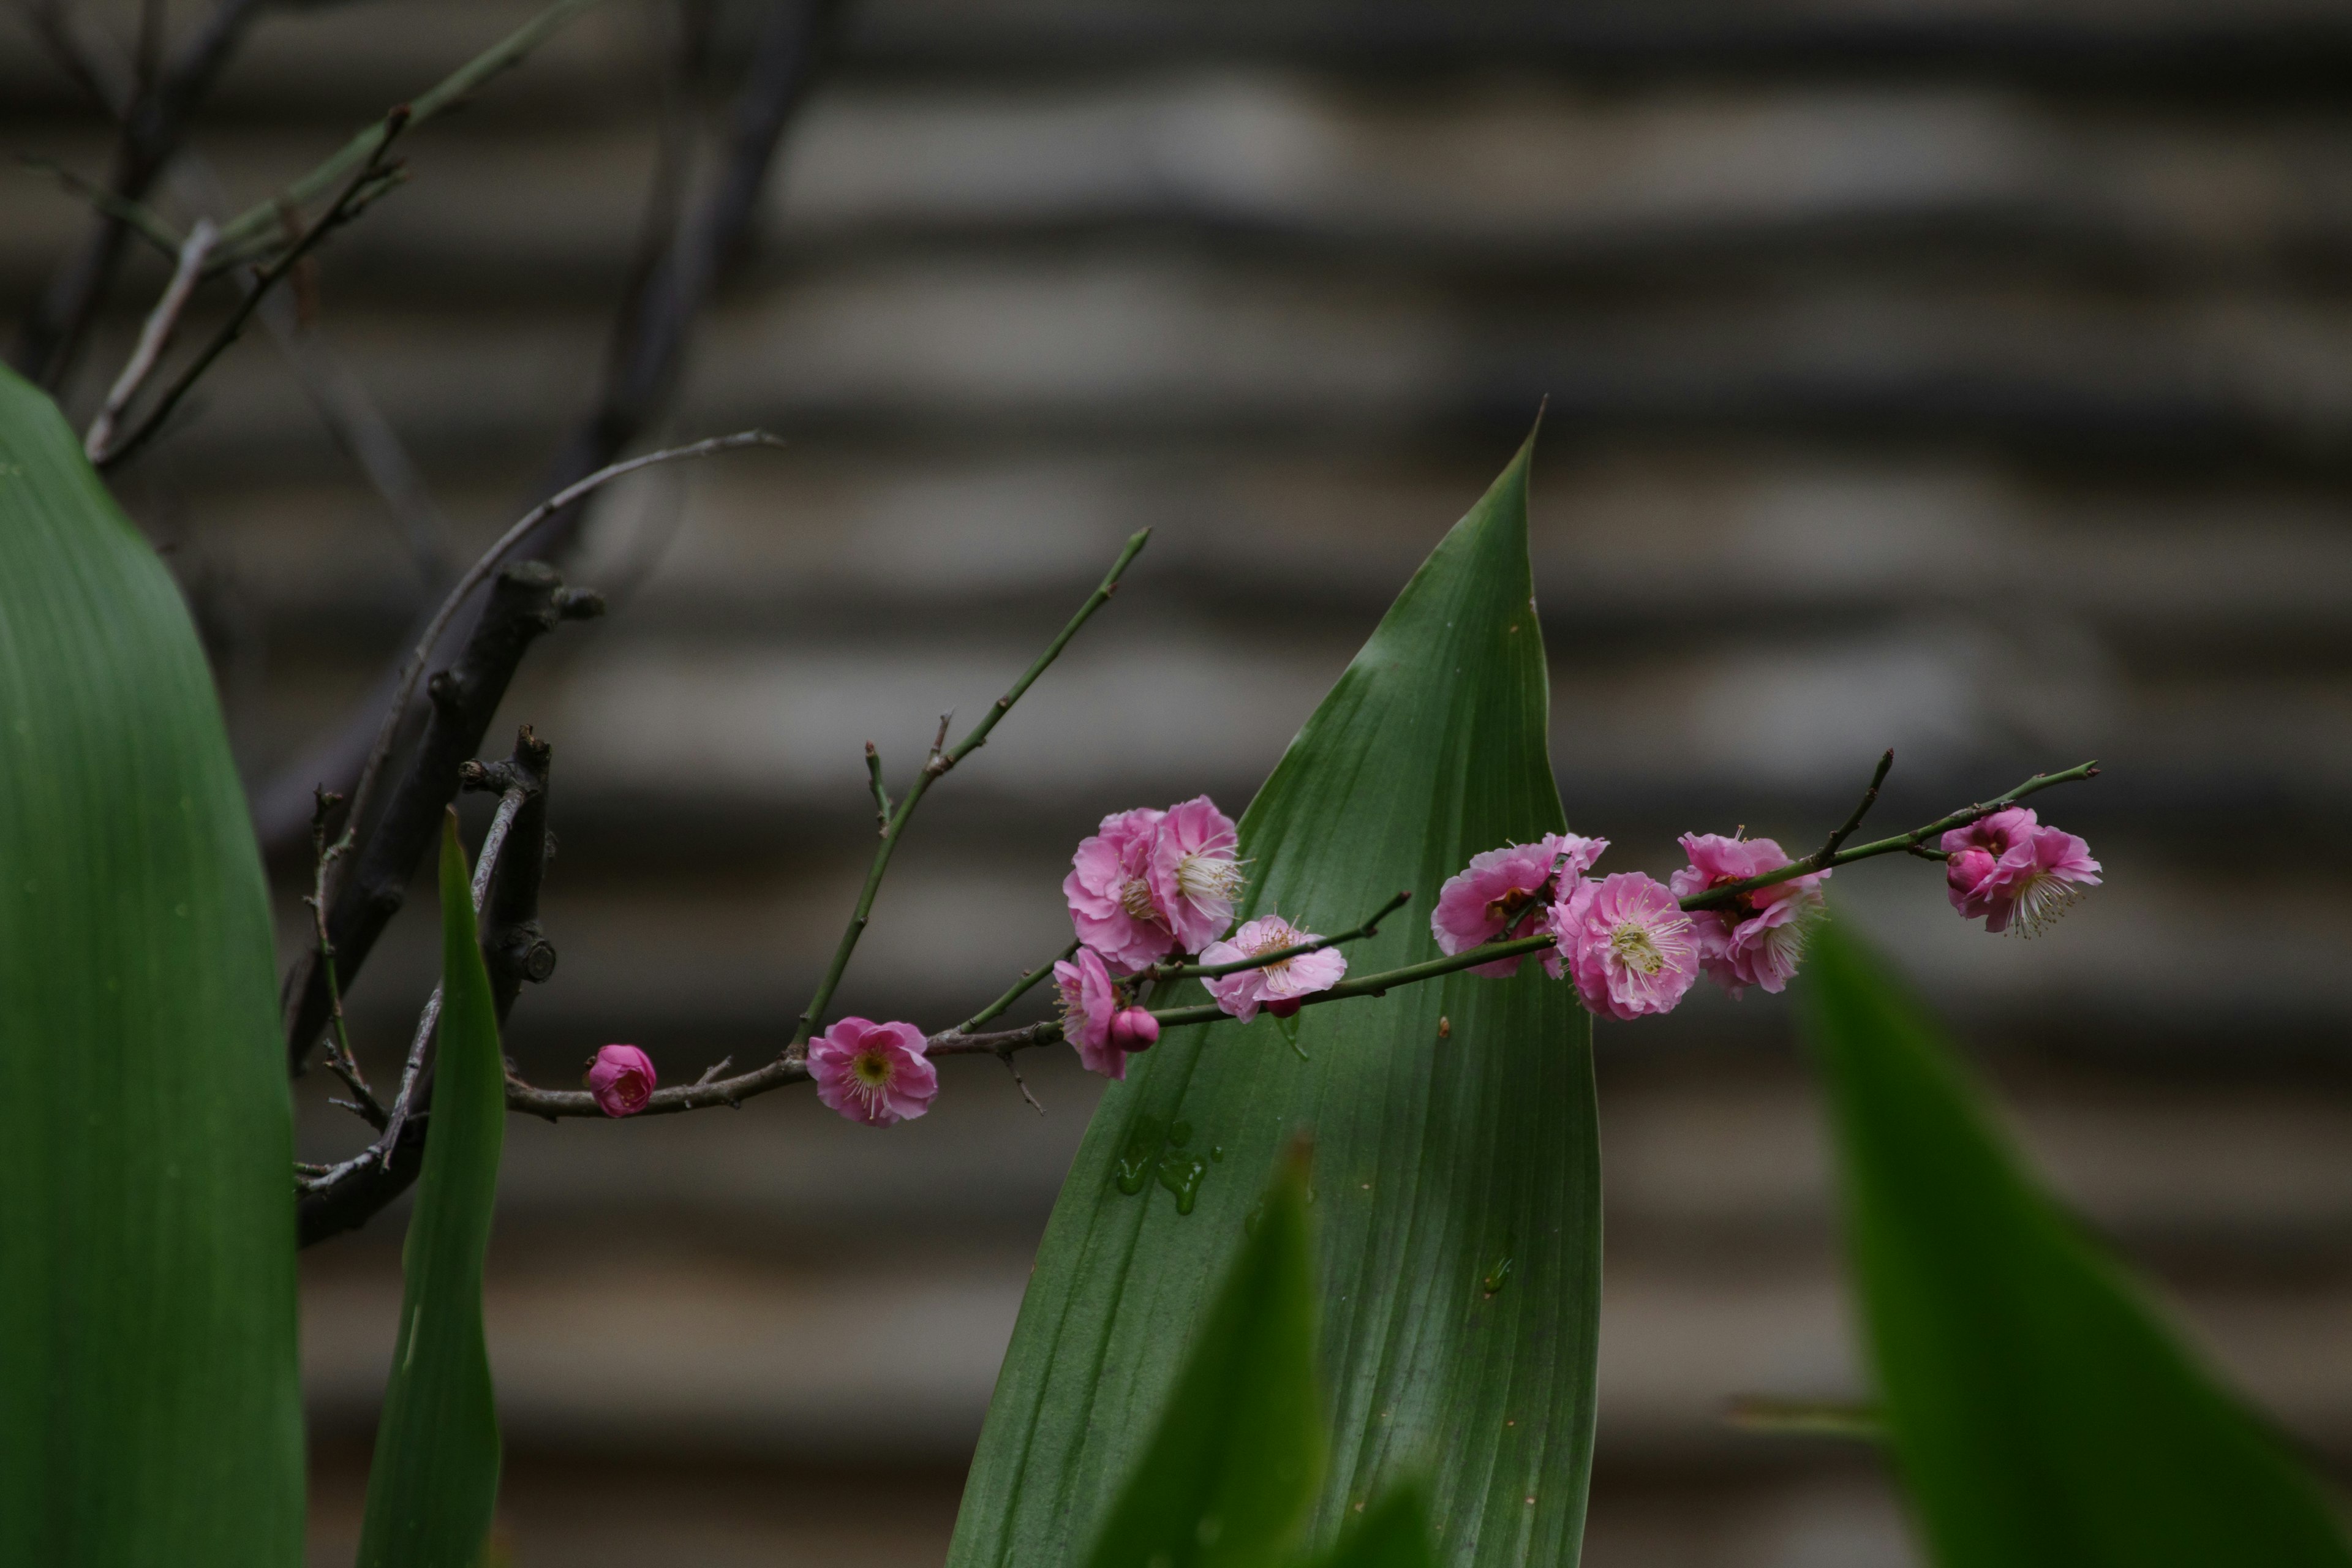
left=809, top=1017, right=938, bottom=1126
left=1671, top=833, right=1828, bottom=998
left=1550, top=872, right=1700, bottom=1020
left=1063, top=796, right=1245, bottom=967
left=1942, top=808, right=2101, bottom=936
left=1199, top=912, right=1348, bottom=1023
left=586, top=1044, right=657, bottom=1117
left=1055, top=946, right=1127, bottom=1079
left=1430, top=833, right=1608, bottom=978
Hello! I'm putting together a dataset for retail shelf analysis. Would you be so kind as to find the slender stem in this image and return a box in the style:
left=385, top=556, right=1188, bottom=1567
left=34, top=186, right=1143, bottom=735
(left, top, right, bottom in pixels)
left=208, top=0, right=606, bottom=258
left=864, top=741, right=891, bottom=835
left=1148, top=932, right=1559, bottom=1030
left=957, top=940, right=1079, bottom=1034
left=361, top=790, right=524, bottom=1174
left=306, top=791, right=382, bottom=1128
left=83, top=216, right=214, bottom=461
left=1815, top=748, right=1894, bottom=862
left=787, top=530, right=1151, bottom=1049
left=1679, top=760, right=2100, bottom=913
left=96, top=112, right=409, bottom=471
left=1150, top=889, right=1411, bottom=981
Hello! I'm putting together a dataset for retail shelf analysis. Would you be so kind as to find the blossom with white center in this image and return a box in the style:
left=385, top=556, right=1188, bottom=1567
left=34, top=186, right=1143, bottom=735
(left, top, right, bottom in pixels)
left=1199, top=912, right=1348, bottom=1024
left=1550, top=873, right=1700, bottom=1021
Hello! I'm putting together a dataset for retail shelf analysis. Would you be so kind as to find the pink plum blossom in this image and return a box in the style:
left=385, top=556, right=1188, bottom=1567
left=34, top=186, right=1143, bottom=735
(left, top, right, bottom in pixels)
left=1939, top=808, right=2038, bottom=922
left=1063, top=807, right=1175, bottom=971
left=809, top=1017, right=938, bottom=1126
left=1056, top=946, right=1126, bottom=1079
left=1199, top=913, right=1348, bottom=1024
left=1431, top=833, right=1608, bottom=978
left=1671, top=833, right=1828, bottom=998
left=1111, top=1008, right=1161, bottom=1050
left=1550, top=872, right=1700, bottom=1021
left=1941, top=809, right=2101, bottom=936
left=586, top=1044, right=656, bottom=1117
left=1148, top=796, right=1248, bottom=954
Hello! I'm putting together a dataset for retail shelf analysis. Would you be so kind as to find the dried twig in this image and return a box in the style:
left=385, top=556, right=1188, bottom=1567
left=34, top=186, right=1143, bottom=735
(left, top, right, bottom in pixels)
left=10, top=0, right=274, bottom=386
left=82, top=216, right=214, bottom=462
left=306, top=788, right=382, bottom=1129
left=280, top=561, right=603, bottom=1074
left=92, top=109, right=410, bottom=471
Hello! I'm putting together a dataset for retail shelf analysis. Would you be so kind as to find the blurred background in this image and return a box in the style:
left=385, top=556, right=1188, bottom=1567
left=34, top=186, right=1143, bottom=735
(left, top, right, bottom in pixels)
left=8, top=0, right=2352, bottom=1562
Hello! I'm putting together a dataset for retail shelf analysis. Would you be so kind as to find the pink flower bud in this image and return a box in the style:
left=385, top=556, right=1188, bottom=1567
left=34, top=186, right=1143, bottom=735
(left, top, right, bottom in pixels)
left=586, top=1044, right=657, bottom=1117
left=1265, top=998, right=1302, bottom=1019
left=1112, top=1007, right=1161, bottom=1050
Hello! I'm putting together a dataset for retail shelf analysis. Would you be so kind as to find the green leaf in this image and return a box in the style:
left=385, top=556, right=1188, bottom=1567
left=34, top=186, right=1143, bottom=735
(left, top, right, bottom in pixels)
left=1083, top=1153, right=1323, bottom=1568
left=0, top=368, right=302, bottom=1563
left=356, top=813, right=507, bottom=1567
left=1801, top=924, right=2352, bottom=1568
left=952, top=430, right=1599, bottom=1567
left=1308, top=1485, right=1440, bottom=1568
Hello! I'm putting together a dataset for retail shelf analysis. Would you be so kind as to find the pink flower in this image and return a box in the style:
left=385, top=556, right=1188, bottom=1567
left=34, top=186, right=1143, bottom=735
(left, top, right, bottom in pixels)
left=1199, top=913, right=1348, bottom=1024
left=1147, top=796, right=1248, bottom=954
left=1111, top=1008, right=1160, bottom=1050
left=809, top=1017, right=938, bottom=1126
left=1063, top=807, right=1175, bottom=971
left=1942, top=810, right=2101, bottom=936
left=1056, top=946, right=1126, bottom=1078
left=1550, top=873, right=1700, bottom=1021
left=1671, top=833, right=1828, bottom=998
left=1431, top=834, right=1608, bottom=977
left=1940, top=809, right=2038, bottom=922
left=585, top=1044, right=657, bottom=1117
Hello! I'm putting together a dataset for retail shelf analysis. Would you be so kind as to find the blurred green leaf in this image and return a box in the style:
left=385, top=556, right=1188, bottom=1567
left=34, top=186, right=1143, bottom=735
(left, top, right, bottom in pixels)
left=952, top=429, right=1599, bottom=1567
left=0, top=367, right=303, bottom=1563
left=1083, top=1153, right=1323, bottom=1568
left=356, top=813, right=507, bottom=1568
left=1803, top=924, right=2352, bottom=1568
left=1308, top=1485, right=1439, bottom=1568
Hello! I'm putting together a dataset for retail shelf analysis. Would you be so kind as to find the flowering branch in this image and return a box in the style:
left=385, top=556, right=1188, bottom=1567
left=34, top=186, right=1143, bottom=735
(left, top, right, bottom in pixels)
left=785, top=529, right=1152, bottom=1051
left=1678, top=759, right=2099, bottom=913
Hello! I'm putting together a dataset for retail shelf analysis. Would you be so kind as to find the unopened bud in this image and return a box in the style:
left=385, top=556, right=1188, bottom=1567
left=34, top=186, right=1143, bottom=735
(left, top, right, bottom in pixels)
left=586, top=1043, right=656, bottom=1117
left=1265, top=998, right=1302, bottom=1019
left=1111, top=1007, right=1161, bottom=1050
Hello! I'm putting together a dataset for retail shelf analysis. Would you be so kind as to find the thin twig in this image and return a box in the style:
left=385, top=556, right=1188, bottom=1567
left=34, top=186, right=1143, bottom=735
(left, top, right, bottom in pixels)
left=94, top=110, right=410, bottom=470
left=306, top=788, right=383, bottom=1129
left=997, top=1050, right=1045, bottom=1115
left=786, top=530, right=1152, bottom=1050
left=1679, top=760, right=2101, bottom=913
left=208, top=0, right=606, bottom=260
left=956, top=939, right=1079, bottom=1034
left=361, top=788, right=524, bottom=1172
left=82, top=217, right=214, bottom=461
left=1145, top=889, right=1411, bottom=982
left=864, top=742, right=891, bottom=835
left=1815, top=748, right=1894, bottom=863
left=327, top=430, right=783, bottom=908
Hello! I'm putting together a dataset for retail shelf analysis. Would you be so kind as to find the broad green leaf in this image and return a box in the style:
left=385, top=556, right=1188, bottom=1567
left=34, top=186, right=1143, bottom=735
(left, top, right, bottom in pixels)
left=0, top=368, right=302, bottom=1564
left=1310, top=1485, right=1440, bottom=1568
left=357, top=813, right=507, bottom=1567
left=1803, top=924, right=2352, bottom=1568
left=1084, top=1153, right=1323, bottom=1568
left=952, top=431, right=1599, bottom=1567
